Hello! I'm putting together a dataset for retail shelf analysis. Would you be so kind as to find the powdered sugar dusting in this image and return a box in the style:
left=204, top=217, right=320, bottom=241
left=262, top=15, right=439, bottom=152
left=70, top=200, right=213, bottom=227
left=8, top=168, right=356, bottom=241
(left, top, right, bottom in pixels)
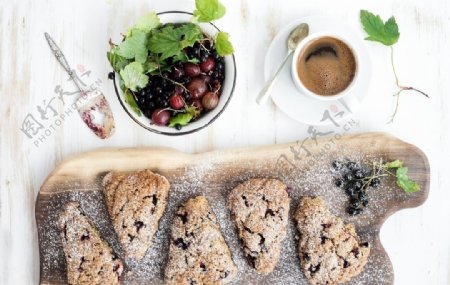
left=37, top=143, right=417, bottom=284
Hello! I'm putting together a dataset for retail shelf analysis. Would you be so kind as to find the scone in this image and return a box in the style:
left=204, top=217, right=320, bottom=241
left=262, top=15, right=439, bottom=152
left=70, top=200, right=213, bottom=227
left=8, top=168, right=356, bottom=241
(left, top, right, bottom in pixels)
left=165, top=196, right=237, bottom=285
left=57, top=201, right=124, bottom=285
left=102, top=169, right=170, bottom=260
left=227, top=178, right=290, bottom=275
left=294, top=197, right=370, bottom=285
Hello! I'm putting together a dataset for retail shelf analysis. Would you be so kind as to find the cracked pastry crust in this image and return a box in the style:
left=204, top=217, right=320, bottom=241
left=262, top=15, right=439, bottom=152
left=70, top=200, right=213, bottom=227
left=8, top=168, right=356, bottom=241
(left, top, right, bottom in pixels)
left=57, top=201, right=124, bottom=285
left=102, top=169, right=170, bottom=260
left=294, top=197, right=370, bottom=285
left=164, top=196, right=237, bottom=285
left=227, top=178, right=290, bottom=275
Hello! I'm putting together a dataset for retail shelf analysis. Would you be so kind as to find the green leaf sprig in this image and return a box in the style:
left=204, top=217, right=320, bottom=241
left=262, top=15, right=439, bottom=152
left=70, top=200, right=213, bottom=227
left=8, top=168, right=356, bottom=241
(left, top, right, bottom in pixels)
left=124, top=89, right=142, bottom=116
left=107, top=0, right=234, bottom=126
left=193, top=0, right=226, bottom=22
left=365, top=159, right=420, bottom=194
left=168, top=105, right=200, bottom=127
left=148, top=23, right=203, bottom=60
left=193, top=0, right=234, bottom=56
left=119, top=62, right=148, bottom=92
left=360, top=10, right=429, bottom=123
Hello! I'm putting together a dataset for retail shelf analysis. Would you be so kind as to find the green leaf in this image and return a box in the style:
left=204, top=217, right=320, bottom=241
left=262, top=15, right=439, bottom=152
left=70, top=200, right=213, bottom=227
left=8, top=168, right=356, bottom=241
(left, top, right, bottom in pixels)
left=143, top=61, right=159, bottom=73
left=360, top=10, right=400, bottom=46
left=119, top=62, right=149, bottom=92
left=148, top=61, right=171, bottom=76
left=168, top=112, right=193, bottom=127
left=172, top=52, right=190, bottom=63
left=193, top=0, right=226, bottom=22
left=107, top=48, right=130, bottom=72
left=176, top=23, right=203, bottom=49
left=148, top=24, right=203, bottom=60
left=148, top=25, right=180, bottom=60
left=116, top=29, right=148, bottom=63
left=168, top=105, right=201, bottom=127
left=215, top=31, right=234, bottom=56
left=187, top=57, right=200, bottom=64
left=124, top=88, right=141, bottom=116
left=385, top=159, right=404, bottom=169
left=186, top=104, right=201, bottom=117
left=127, top=12, right=160, bottom=36
left=172, top=52, right=200, bottom=64
left=396, top=167, right=420, bottom=193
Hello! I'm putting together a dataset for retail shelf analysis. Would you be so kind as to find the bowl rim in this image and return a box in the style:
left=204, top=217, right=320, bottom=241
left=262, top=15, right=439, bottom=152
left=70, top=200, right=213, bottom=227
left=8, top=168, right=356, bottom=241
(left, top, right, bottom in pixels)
left=112, top=10, right=237, bottom=136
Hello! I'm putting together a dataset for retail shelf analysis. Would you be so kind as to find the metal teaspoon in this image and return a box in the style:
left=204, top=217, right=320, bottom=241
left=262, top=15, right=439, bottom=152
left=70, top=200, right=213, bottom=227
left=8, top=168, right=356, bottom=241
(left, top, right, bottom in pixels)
left=256, top=23, right=309, bottom=105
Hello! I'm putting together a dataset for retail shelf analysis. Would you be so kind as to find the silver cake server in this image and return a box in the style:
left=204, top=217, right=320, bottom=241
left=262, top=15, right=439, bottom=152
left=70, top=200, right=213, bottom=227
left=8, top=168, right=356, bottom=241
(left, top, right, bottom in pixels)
left=44, top=32, right=115, bottom=139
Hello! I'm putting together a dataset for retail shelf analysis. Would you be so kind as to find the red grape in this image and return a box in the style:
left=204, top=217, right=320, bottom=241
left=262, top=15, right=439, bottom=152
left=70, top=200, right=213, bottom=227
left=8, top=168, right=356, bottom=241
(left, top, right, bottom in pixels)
left=200, top=57, right=215, bottom=72
left=202, top=92, right=219, bottom=110
left=174, top=85, right=184, bottom=95
left=172, top=67, right=185, bottom=79
left=187, top=78, right=208, bottom=99
left=151, top=108, right=170, bottom=126
left=169, top=94, right=185, bottom=110
left=199, top=74, right=212, bottom=84
left=183, top=63, right=201, bottom=77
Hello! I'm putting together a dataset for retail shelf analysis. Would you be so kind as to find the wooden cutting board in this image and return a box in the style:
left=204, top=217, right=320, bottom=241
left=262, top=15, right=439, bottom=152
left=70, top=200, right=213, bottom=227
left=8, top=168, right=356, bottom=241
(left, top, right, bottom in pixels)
left=36, top=132, right=430, bottom=285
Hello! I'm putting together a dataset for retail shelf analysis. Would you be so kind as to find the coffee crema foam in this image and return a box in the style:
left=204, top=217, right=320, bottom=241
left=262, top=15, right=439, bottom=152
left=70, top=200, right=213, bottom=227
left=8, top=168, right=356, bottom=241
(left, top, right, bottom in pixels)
left=297, top=36, right=356, bottom=96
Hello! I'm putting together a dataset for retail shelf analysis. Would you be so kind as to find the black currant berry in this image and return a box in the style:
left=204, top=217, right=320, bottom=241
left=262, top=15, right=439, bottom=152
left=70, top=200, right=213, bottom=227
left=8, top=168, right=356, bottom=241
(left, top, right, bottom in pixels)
left=332, top=160, right=343, bottom=171
left=344, top=173, right=354, bottom=182
left=370, top=178, right=381, bottom=188
left=335, top=179, right=344, bottom=188
left=348, top=206, right=362, bottom=216
left=354, top=181, right=363, bottom=191
left=354, top=170, right=365, bottom=179
left=216, top=62, right=224, bottom=71
left=347, top=161, right=359, bottom=171
left=345, top=184, right=357, bottom=196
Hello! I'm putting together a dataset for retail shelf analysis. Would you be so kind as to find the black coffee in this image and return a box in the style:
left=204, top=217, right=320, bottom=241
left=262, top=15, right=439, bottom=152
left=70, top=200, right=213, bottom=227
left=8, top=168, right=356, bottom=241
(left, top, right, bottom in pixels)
left=297, top=36, right=356, bottom=96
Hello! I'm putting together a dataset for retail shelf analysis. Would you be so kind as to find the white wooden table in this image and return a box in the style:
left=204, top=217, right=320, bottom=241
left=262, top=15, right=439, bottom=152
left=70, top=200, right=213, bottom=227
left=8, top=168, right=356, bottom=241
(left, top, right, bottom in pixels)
left=1, top=0, right=449, bottom=284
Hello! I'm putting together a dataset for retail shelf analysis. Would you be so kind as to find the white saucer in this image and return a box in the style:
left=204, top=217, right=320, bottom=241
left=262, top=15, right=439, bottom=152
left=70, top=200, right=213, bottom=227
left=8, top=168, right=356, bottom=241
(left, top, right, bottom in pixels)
left=264, top=16, right=371, bottom=125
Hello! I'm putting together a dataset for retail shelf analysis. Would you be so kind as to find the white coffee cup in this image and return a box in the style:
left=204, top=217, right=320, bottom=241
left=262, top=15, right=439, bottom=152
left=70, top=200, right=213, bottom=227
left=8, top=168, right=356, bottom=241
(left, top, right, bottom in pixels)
left=291, top=33, right=360, bottom=101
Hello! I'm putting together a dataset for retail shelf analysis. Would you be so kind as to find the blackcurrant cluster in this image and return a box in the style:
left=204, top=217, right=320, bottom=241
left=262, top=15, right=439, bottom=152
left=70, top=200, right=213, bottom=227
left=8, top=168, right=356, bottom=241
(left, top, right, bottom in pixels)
left=133, top=40, right=226, bottom=128
left=332, top=160, right=380, bottom=216
left=136, top=76, right=180, bottom=115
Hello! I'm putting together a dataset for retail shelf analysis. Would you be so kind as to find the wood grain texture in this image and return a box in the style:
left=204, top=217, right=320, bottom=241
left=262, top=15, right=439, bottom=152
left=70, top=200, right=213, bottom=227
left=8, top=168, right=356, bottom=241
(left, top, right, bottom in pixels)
left=36, top=132, right=430, bottom=284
